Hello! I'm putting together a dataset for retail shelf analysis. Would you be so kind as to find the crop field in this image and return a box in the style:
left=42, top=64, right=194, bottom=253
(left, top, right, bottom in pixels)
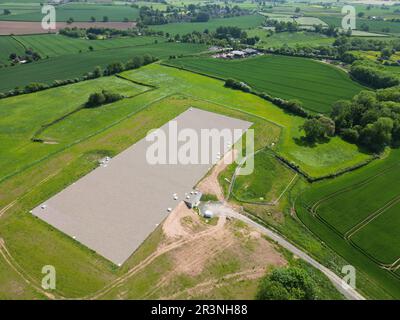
left=247, top=30, right=335, bottom=48
left=12, top=34, right=164, bottom=58
left=297, top=149, right=400, bottom=299
left=0, top=3, right=140, bottom=22
left=232, top=149, right=296, bottom=204
left=0, top=36, right=25, bottom=63
left=150, top=14, right=266, bottom=35
left=167, top=55, right=365, bottom=113
left=0, top=42, right=207, bottom=92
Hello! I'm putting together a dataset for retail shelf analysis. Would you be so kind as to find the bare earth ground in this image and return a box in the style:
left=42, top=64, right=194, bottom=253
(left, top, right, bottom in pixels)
left=0, top=21, right=136, bottom=35
left=197, top=149, right=237, bottom=201
left=146, top=202, right=287, bottom=299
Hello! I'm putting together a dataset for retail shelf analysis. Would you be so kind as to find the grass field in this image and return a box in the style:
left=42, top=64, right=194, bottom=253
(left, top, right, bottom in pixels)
left=232, top=149, right=296, bottom=203
left=167, top=55, right=365, bottom=113
left=247, top=30, right=335, bottom=48
left=150, top=14, right=266, bottom=35
left=0, top=42, right=207, bottom=92
left=296, top=149, right=400, bottom=299
left=0, top=76, right=148, bottom=182
left=0, top=3, right=140, bottom=22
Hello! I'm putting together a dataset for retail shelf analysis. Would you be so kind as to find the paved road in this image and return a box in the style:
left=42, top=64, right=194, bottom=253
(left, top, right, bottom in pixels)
left=201, top=202, right=366, bottom=300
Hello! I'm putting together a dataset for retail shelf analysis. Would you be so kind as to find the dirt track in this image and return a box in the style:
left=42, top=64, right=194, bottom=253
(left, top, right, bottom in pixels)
left=197, top=149, right=237, bottom=201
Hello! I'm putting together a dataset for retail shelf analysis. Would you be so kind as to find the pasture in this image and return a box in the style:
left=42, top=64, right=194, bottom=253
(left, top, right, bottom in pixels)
left=232, top=149, right=296, bottom=204
left=296, top=149, right=400, bottom=299
left=0, top=42, right=207, bottom=92
left=167, top=55, right=365, bottom=113
left=0, top=75, right=148, bottom=182
left=150, top=14, right=266, bottom=35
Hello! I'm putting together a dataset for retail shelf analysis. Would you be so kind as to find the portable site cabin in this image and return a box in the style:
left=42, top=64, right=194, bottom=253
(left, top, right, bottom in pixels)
left=184, top=191, right=202, bottom=209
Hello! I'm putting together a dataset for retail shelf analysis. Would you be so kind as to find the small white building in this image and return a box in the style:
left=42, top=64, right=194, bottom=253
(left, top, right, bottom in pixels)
left=184, top=191, right=202, bottom=209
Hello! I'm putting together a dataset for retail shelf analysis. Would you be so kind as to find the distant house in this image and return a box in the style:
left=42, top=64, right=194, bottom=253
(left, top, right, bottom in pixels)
left=243, top=48, right=258, bottom=55
left=213, top=48, right=260, bottom=59
left=184, top=191, right=202, bottom=209
left=231, top=50, right=246, bottom=58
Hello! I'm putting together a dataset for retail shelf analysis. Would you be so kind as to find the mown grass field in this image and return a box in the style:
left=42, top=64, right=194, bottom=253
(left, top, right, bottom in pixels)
left=168, top=55, right=365, bottom=113
left=12, top=34, right=164, bottom=58
left=0, top=3, right=140, bottom=22
left=296, top=149, right=400, bottom=299
left=232, top=150, right=296, bottom=203
left=0, top=42, right=207, bottom=92
left=150, top=14, right=266, bottom=35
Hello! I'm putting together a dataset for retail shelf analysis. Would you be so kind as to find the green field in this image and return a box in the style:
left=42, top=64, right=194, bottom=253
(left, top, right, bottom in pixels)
left=297, top=149, right=400, bottom=298
left=13, top=34, right=164, bottom=58
left=0, top=42, right=207, bottom=92
left=150, top=14, right=266, bottom=35
left=0, top=59, right=381, bottom=299
left=0, top=36, right=25, bottom=63
left=321, top=16, right=400, bottom=34
left=0, top=3, right=140, bottom=22
left=232, top=149, right=296, bottom=203
left=247, top=30, right=335, bottom=48
left=168, top=55, right=365, bottom=113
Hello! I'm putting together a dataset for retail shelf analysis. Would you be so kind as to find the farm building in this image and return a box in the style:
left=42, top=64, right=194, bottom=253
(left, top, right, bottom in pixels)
left=213, top=48, right=261, bottom=59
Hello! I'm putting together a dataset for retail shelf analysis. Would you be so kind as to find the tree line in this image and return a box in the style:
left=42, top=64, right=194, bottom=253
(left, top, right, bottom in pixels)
left=0, top=54, right=158, bottom=98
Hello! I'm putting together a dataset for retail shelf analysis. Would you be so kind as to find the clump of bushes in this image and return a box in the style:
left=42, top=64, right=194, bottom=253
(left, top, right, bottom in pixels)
left=256, top=267, right=317, bottom=300
left=85, top=90, right=124, bottom=108
left=224, top=78, right=251, bottom=92
left=224, top=79, right=311, bottom=118
left=300, top=116, right=335, bottom=142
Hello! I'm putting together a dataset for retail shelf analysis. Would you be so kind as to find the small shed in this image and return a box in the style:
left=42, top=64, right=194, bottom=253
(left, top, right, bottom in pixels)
left=184, top=191, right=202, bottom=209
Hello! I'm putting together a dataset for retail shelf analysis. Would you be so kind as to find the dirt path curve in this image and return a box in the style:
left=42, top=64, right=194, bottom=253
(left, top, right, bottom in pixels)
left=197, top=149, right=237, bottom=201
left=0, top=238, right=57, bottom=300
left=203, top=203, right=366, bottom=301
